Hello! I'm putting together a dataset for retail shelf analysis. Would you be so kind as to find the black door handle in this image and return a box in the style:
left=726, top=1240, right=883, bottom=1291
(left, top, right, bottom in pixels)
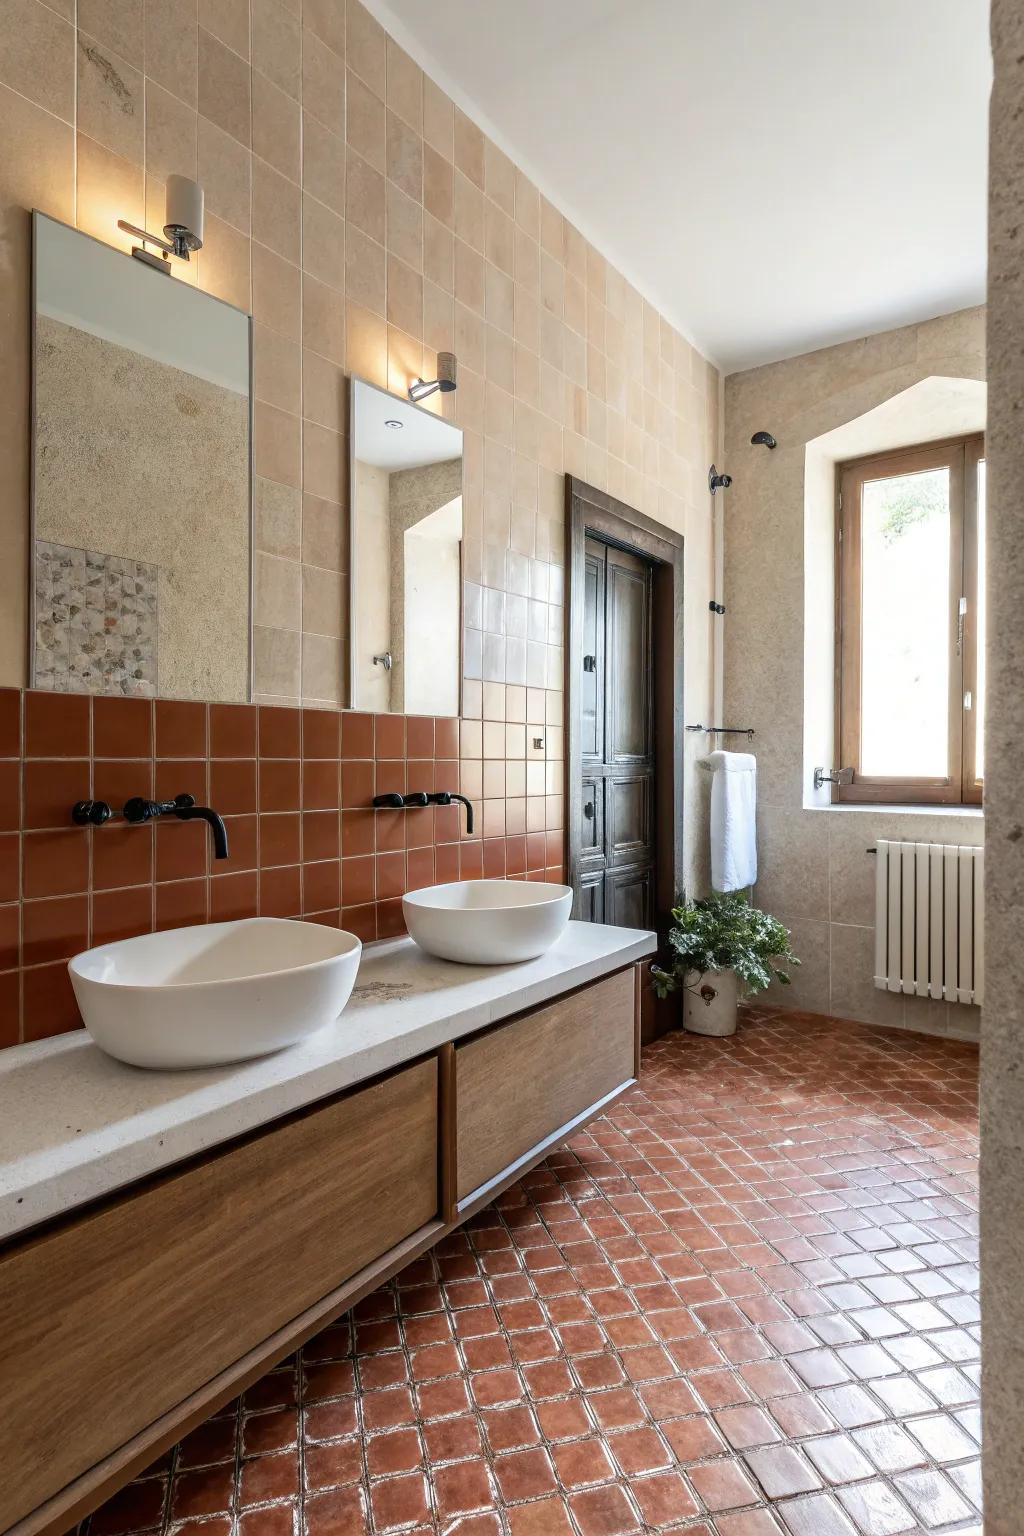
left=583, top=800, right=595, bottom=820
left=583, top=654, right=596, bottom=672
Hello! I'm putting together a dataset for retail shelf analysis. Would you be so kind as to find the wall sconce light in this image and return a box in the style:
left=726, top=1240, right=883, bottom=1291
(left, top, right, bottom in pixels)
left=409, top=351, right=457, bottom=403
left=118, top=174, right=205, bottom=274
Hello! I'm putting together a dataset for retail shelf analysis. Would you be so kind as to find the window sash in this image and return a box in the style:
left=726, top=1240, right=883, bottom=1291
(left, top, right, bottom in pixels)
left=835, top=434, right=983, bottom=806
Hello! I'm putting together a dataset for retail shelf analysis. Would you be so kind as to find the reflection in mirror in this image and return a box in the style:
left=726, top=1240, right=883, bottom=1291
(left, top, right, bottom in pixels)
left=350, top=380, right=463, bottom=715
left=31, top=213, right=252, bottom=702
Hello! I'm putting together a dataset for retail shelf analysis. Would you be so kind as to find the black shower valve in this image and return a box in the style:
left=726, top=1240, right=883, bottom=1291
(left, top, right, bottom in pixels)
left=709, top=600, right=725, bottom=615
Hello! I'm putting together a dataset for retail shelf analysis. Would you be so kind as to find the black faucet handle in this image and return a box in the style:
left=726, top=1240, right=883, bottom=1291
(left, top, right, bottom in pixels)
left=172, top=793, right=196, bottom=811
left=402, top=792, right=430, bottom=808
left=372, top=793, right=405, bottom=809
left=72, top=799, right=113, bottom=827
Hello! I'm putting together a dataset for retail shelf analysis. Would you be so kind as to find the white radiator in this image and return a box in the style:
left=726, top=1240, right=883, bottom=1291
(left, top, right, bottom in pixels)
left=873, top=840, right=984, bottom=1006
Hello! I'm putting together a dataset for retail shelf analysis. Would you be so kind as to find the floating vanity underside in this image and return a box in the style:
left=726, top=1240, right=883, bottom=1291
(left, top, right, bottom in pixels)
left=0, top=921, right=655, bottom=1536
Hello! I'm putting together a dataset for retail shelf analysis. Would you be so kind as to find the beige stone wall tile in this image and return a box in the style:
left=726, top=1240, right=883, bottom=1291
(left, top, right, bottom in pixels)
left=255, top=475, right=302, bottom=560
left=385, top=37, right=421, bottom=131
left=254, top=324, right=301, bottom=414
left=252, top=156, right=300, bottom=261
left=255, top=550, right=301, bottom=629
left=301, top=562, right=343, bottom=636
left=79, top=0, right=144, bottom=65
left=77, top=34, right=143, bottom=159
left=251, top=70, right=299, bottom=180
left=828, top=922, right=906, bottom=1029
left=302, top=113, right=345, bottom=215
left=385, top=109, right=422, bottom=201
left=199, top=0, right=249, bottom=58
left=254, top=623, right=300, bottom=698
left=146, top=80, right=198, bottom=182
left=453, top=107, right=484, bottom=189
left=146, top=0, right=198, bottom=107
left=484, top=142, right=514, bottom=218
left=346, top=0, right=385, bottom=96
left=455, top=240, right=484, bottom=315
left=386, top=324, right=424, bottom=397
left=197, top=210, right=250, bottom=307
left=303, top=274, right=346, bottom=364
left=302, top=492, right=346, bottom=572
left=0, top=0, right=75, bottom=120
left=423, top=282, right=453, bottom=355
left=77, top=131, right=143, bottom=245
left=454, top=170, right=484, bottom=252
left=345, top=145, right=385, bottom=243
left=302, top=419, right=344, bottom=502
left=302, top=350, right=345, bottom=431
left=252, top=241, right=301, bottom=340
left=485, top=201, right=514, bottom=278
left=300, top=629, right=342, bottom=703
left=302, top=192, right=345, bottom=289
left=198, top=26, right=250, bottom=145
left=302, top=0, right=344, bottom=58
left=301, top=27, right=344, bottom=135
left=251, top=0, right=299, bottom=97
left=345, top=69, right=384, bottom=170
left=385, top=181, right=421, bottom=271
left=423, top=144, right=453, bottom=229
left=255, top=400, right=301, bottom=487
left=422, top=75, right=452, bottom=159
left=199, top=113, right=251, bottom=232
left=386, top=255, right=422, bottom=339
left=423, top=212, right=453, bottom=295
left=344, top=224, right=385, bottom=314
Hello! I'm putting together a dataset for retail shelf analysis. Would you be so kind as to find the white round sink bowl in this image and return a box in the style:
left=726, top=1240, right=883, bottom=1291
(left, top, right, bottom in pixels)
left=403, top=879, right=573, bottom=965
left=69, top=917, right=362, bottom=1070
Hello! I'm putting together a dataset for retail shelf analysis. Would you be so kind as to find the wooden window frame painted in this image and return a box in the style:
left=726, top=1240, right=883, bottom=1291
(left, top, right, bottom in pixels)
left=834, top=432, right=985, bottom=807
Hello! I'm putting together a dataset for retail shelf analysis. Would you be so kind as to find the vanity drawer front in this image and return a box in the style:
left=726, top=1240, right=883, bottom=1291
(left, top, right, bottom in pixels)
left=455, top=967, right=636, bottom=1202
left=0, top=1058, right=437, bottom=1531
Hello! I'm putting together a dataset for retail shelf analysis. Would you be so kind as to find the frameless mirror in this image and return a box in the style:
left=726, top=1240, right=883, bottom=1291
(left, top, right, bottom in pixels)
left=31, top=213, right=252, bottom=702
left=350, top=379, right=463, bottom=715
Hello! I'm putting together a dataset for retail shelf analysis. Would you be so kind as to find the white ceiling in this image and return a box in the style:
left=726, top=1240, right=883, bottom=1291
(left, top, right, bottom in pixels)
left=365, top=0, right=991, bottom=374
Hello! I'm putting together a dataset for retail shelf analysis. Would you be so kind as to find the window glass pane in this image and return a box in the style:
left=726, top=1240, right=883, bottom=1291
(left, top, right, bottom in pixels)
left=860, top=466, right=950, bottom=777
left=975, top=457, right=986, bottom=780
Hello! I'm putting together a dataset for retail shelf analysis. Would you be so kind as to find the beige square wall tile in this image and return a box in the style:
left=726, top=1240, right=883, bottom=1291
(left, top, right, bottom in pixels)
left=255, top=400, right=302, bottom=488
left=386, top=255, right=422, bottom=338
left=255, top=551, right=301, bottom=630
left=145, top=0, right=198, bottom=107
left=77, top=131, right=143, bottom=247
left=302, top=191, right=345, bottom=290
left=254, top=623, right=301, bottom=699
left=79, top=0, right=144, bottom=66
left=386, top=181, right=421, bottom=271
left=302, top=420, right=345, bottom=503
left=255, top=475, right=302, bottom=560
left=345, top=224, right=385, bottom=315
left=77, top=34, right=143, bottom=160
left=198, top=113, right=250, bottom=232
left=252, top=156, right=301, bottom=263
left=346, top=145, right=385, bottom=244
left=302, top=0, right=345, bottom=57
left=197, top=211, right=250, bottom=308
left=198, top=26, right=250, bottom=146
left=454, top=107, right=484, bottom=188
left=252, top=241, right=301, bottom=341
left=346, top=0, right=385, bottom=96
left=423, top=212, right=453, bottom=295
left=303, top=112, right=345, bottom=215
left=252, top=69, right=300, bottom=181
left=303, top=273, right=346, bottom=365
left=146, top=81, right=198, bottom=182
left=346, top=301, right=387, bottom=385
left=301, top=630, right=342, bottom=705
left=422, top=75, right=453, bottom=159
left=303, top=27, right=345, bottom=136
left=254, top=324, right=301, bottom=414
left=346, top=68, right=385, bottom=171
left=302, top=562, right=344, bottom=637
left=252, top=0, right=300, bottom=99
left=386, top=109, right=422, bottom=201
left=302, top=350, right=346, bottom=432
left=386, top=37, right=421, bottom=130
left=199, top=0, right=249, bottom=58
left=302, top=493, right=347, bottom=572
left=0, top=0, right=75, bottom=121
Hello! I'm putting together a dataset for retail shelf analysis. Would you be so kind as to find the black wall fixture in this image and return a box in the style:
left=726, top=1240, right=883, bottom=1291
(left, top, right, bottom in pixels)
left=708, top=466, right=732, bottom=494
left=751, top=430, right=777, bottom=449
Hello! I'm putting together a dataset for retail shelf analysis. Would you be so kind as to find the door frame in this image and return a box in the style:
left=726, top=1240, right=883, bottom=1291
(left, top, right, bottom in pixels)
left=565, top=477, right=685, bottom=939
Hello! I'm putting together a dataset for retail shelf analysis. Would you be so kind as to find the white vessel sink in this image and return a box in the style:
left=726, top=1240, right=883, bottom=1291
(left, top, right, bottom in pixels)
left=403, top=879, right=573, bottom=965
left=69, top=918, right=362, bottom=1070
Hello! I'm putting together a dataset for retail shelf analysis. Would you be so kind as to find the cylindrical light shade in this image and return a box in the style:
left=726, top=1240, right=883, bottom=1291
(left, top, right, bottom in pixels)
left=164, top=174, right=204, bottom=250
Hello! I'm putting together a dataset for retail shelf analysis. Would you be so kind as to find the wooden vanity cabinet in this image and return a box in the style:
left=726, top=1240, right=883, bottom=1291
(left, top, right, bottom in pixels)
left=0, top=962, right=641, bottom=1536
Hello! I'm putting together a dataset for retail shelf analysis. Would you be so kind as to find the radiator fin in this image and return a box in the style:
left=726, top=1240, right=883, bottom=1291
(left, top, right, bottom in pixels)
left=873, top=839, right=984, bottom=1006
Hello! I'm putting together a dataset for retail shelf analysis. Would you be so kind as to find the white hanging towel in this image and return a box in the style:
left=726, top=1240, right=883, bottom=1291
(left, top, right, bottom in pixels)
left=707, top=750, right=757, bottom=892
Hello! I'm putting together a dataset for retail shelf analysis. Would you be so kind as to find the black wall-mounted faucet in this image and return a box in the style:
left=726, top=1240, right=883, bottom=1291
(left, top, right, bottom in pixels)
left=122, top=793, right=230, bottom=860
left=372, top=789, right=474, bottom=835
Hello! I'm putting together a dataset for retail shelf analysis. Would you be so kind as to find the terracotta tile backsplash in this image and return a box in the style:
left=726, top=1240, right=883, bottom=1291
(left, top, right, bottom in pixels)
left=1, top=688, right=565, bottom=1049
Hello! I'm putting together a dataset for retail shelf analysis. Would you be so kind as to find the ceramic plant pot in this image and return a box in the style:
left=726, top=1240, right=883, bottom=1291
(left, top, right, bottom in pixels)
left=683, top=968, right=739, bottom=1036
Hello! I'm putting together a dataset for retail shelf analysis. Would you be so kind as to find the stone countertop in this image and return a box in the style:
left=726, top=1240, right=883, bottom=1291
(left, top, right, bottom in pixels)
left=0, top=921, right=656, bottom=1242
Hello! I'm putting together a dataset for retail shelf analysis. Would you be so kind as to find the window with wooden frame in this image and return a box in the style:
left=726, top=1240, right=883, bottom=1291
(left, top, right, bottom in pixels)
left=835, top=433, right=985, bottom=806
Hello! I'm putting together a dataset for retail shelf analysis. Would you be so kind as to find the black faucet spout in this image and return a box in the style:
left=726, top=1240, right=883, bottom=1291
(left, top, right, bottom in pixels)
left=176, top=803, right=230, bottom=860
left=449, top=793, right=473, bottom=835
left=122, top=792, right=229, bottom=860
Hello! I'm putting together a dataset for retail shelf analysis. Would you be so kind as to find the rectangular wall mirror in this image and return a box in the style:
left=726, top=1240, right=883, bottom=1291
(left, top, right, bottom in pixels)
left=350, top=379, right=463, bottom=716
left=31, top=213, right=253, bottom=702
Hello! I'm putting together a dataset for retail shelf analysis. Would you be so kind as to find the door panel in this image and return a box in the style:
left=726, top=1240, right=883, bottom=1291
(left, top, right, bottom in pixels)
left=574, top=537, right=655, bottom=928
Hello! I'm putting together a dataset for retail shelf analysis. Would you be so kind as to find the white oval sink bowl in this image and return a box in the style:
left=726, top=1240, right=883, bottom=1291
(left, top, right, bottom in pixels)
left=403, top=879, right=573, bottom=965
left=69, top=918, right=362, bottom=1070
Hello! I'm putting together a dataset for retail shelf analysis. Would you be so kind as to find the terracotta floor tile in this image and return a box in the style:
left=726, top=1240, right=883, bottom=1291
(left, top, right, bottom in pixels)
left=82, top=1011, right=980, bottom=1536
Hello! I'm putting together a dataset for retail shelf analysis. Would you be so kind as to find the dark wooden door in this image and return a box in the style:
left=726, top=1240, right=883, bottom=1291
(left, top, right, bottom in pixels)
left=576, top=536, right=655, bottom=926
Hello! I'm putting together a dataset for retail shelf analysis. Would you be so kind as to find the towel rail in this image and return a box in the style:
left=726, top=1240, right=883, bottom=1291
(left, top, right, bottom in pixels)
left=685, top=724, right=754, bottom=740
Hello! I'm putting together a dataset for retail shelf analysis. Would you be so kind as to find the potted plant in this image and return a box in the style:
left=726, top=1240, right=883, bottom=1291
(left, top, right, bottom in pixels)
left=650, top=893, right=799, bottom=1037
